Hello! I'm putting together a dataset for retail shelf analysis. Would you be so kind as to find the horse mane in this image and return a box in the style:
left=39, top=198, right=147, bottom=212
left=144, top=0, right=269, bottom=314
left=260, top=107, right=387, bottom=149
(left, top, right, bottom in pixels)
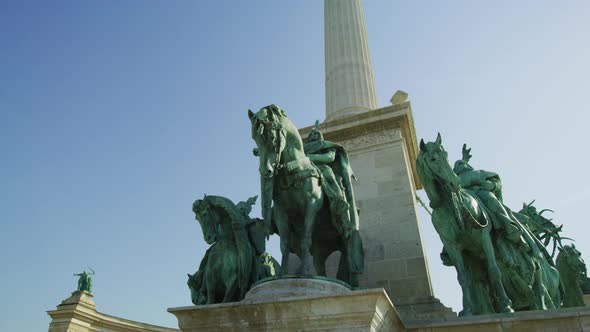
left=202, top=195, right=244, bottom=224
left=557, top=245, right=577, bottom=266
left=416, top=151, right=433, bottom=183
left=264, top=104, right=287, bottom=120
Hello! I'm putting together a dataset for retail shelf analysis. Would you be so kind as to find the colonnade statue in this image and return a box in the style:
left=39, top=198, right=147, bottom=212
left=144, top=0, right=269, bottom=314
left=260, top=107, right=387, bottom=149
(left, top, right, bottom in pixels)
left=74, top=269, right=94, bottom=294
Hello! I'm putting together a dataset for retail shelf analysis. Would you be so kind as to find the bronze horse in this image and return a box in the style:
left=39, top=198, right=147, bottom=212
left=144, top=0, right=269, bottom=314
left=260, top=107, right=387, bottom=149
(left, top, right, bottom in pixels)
left=249, top=105, right=361, bottom=286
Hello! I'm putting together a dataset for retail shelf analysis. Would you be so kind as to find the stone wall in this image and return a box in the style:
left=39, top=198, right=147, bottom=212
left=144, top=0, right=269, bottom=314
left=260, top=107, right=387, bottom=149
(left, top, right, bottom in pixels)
left=169, top=285, right=590, bottom=332
left=407, top=306, right=590, bottom=332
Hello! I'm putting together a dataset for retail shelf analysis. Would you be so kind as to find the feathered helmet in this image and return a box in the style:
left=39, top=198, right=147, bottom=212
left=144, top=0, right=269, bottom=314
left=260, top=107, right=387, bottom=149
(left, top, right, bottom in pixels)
left=453, top=144, right=474, bottom=174
left=308, top=120, right=324, bottom=142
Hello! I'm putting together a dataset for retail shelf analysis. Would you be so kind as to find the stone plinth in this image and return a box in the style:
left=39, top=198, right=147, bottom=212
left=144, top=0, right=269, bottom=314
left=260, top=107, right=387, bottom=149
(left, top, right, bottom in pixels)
left=168, top=281, right=405, bottom=332
left=47, top=291, right=177, bottom=332
left=406, top=306, right=590, bottom=332
left=244, top=276, right=351, bottom=301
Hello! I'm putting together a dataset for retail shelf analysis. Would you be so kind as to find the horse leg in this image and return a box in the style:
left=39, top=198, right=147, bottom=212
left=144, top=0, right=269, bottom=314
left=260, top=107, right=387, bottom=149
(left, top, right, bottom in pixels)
left=274, top=206, right=290, bottom=276
left=222, top=274, right=238, bottom=303
left=445, top=244, right=473, bottom=316
left=298, top=197, right=322, bottom=276
left=533, top=262, right=555, bottom=310
left=481, top=230, right=514, bottom=313
left=336, top=251, right=350, bottom=284
left=205, top=270, right=217, bottom=304
left=313, top=249, right=328, bottom=277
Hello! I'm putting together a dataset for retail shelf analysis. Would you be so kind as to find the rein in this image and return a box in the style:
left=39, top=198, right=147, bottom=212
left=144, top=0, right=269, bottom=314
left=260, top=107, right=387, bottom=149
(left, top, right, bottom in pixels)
left=426, top=161, right=488, bottom=229
left=268, top=123, right=315, bottom=176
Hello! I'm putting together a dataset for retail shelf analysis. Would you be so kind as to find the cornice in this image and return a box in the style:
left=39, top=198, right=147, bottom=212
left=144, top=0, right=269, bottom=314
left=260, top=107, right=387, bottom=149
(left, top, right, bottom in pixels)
left=299, top=102, right=422, bottom=189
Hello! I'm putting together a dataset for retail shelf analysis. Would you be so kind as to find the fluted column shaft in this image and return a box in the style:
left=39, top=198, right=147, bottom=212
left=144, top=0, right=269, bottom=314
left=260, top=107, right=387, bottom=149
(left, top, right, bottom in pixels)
left=325, top=0, right=377, bottom=121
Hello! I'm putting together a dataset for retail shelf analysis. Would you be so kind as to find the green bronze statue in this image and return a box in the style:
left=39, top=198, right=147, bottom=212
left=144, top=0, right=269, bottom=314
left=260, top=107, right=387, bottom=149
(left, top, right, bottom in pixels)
left=580, top=263, right=590, bottom=295
left=74, top=269, right=94, bottom=293
left=557, top=245, right=587, bottom=307
left=188, top=195, right=279, bottom=305
left=249, top=105, right=363, bottom=286
left=519, top=202, right=590, bottom=306
left=417, top=135, right=561, bottom=315
left=304, top=121, right=358, bottom=239
left=453, top=144, right=522, bottom=244
left=519, top=201, right=571, bottom=260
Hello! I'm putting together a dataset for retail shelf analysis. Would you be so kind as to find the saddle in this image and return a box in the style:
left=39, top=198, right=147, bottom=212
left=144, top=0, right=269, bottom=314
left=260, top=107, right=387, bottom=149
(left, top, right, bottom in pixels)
left=276, top=157, right=321, bottom=189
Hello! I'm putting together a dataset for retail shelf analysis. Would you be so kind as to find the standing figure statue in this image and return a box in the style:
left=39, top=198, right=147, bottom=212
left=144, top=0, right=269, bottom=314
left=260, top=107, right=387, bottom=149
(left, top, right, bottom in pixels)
left=74, top=269, right=95, bottom=293
left=188, top=195, right=279, bottom=305
left=249, top=105, right=363, bottom=286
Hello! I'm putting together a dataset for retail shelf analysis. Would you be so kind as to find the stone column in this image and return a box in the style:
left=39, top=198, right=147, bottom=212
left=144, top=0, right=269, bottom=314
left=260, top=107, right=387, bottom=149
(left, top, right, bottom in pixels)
left=325, top=0, right=378, bottom=121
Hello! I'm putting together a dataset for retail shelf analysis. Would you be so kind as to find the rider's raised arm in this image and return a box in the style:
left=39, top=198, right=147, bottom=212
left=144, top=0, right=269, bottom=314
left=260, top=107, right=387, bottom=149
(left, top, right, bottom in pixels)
left=308, top=150, right=336, bottom=164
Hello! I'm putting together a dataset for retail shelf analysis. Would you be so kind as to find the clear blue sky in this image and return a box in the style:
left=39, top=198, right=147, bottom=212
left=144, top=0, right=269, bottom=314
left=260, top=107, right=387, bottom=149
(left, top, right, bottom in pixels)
left=1, top=1, right=589, bottom=330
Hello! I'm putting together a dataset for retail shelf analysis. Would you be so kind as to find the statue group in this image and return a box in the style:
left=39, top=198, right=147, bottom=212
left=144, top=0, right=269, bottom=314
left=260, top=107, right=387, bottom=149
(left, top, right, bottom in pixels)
left=187, top=104, right=364, bottom=305
left=185, top=105, right=587, bottom=314
left=417, top=134, right=588, bottom=315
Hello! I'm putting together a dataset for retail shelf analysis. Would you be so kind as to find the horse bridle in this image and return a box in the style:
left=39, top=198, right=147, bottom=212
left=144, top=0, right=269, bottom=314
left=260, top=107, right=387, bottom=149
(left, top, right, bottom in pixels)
left=425, top=152, right=488, bottom=229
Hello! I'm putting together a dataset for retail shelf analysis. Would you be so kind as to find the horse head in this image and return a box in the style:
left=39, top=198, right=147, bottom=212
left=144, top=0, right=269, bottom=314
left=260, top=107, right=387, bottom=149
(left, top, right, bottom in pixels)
left=417, top=133, right=461, bottom=198
left=249, top=105, right=289, bottom=228
left=248, top=105, right=287, bottom=178
left=193, top=195, right=220, bottom=245
left=559, top=245, right=586, bottom=273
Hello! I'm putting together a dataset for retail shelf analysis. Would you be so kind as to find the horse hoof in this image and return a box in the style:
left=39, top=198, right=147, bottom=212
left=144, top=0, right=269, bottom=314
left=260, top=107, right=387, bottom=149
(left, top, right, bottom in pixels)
left=458, top=310, right=472, bottom=317
left=500, top=306, right=514, bottom=314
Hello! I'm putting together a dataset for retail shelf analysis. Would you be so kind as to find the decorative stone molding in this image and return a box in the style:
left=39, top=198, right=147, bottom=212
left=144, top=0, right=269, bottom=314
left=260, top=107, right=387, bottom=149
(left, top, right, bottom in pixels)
left=47, top=292, right=177, bottom=332
left=300, top=102, right=421, bottom=189
left=169, top=287, right=405, bottom=332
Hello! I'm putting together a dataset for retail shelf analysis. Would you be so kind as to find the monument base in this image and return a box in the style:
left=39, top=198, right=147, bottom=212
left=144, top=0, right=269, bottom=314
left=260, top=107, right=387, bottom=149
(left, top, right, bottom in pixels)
left=47, top=291, right=177, bottom=332
left=168, top=278, right=405, bottom=332
left=406, top=306, right=590, bottom=332
left=168, top=278, right=590, bottom=331
left=244, top=276, right=352, bottom=301
left=394, top=295, right=456, bottom=322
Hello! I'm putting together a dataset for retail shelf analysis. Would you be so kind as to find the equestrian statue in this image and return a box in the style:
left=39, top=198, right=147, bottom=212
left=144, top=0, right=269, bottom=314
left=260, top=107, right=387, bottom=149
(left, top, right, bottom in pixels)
left=248, top=104, right=364, bottom=287
left=188, top=195, right=279, bottom=305
left=417, top=134, right=560, bottom=316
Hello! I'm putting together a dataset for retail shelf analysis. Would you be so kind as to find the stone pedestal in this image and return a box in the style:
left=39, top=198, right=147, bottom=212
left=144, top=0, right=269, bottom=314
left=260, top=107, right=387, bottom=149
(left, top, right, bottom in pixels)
left=47, top=291, right=177, bottom=332
left=168, top=279, right=405, bottom=332
left=47, top=291, right=98, bottom=332
left=406, top=306, right=590, bottom=332
left=245, top=276, right=351, bottom=301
